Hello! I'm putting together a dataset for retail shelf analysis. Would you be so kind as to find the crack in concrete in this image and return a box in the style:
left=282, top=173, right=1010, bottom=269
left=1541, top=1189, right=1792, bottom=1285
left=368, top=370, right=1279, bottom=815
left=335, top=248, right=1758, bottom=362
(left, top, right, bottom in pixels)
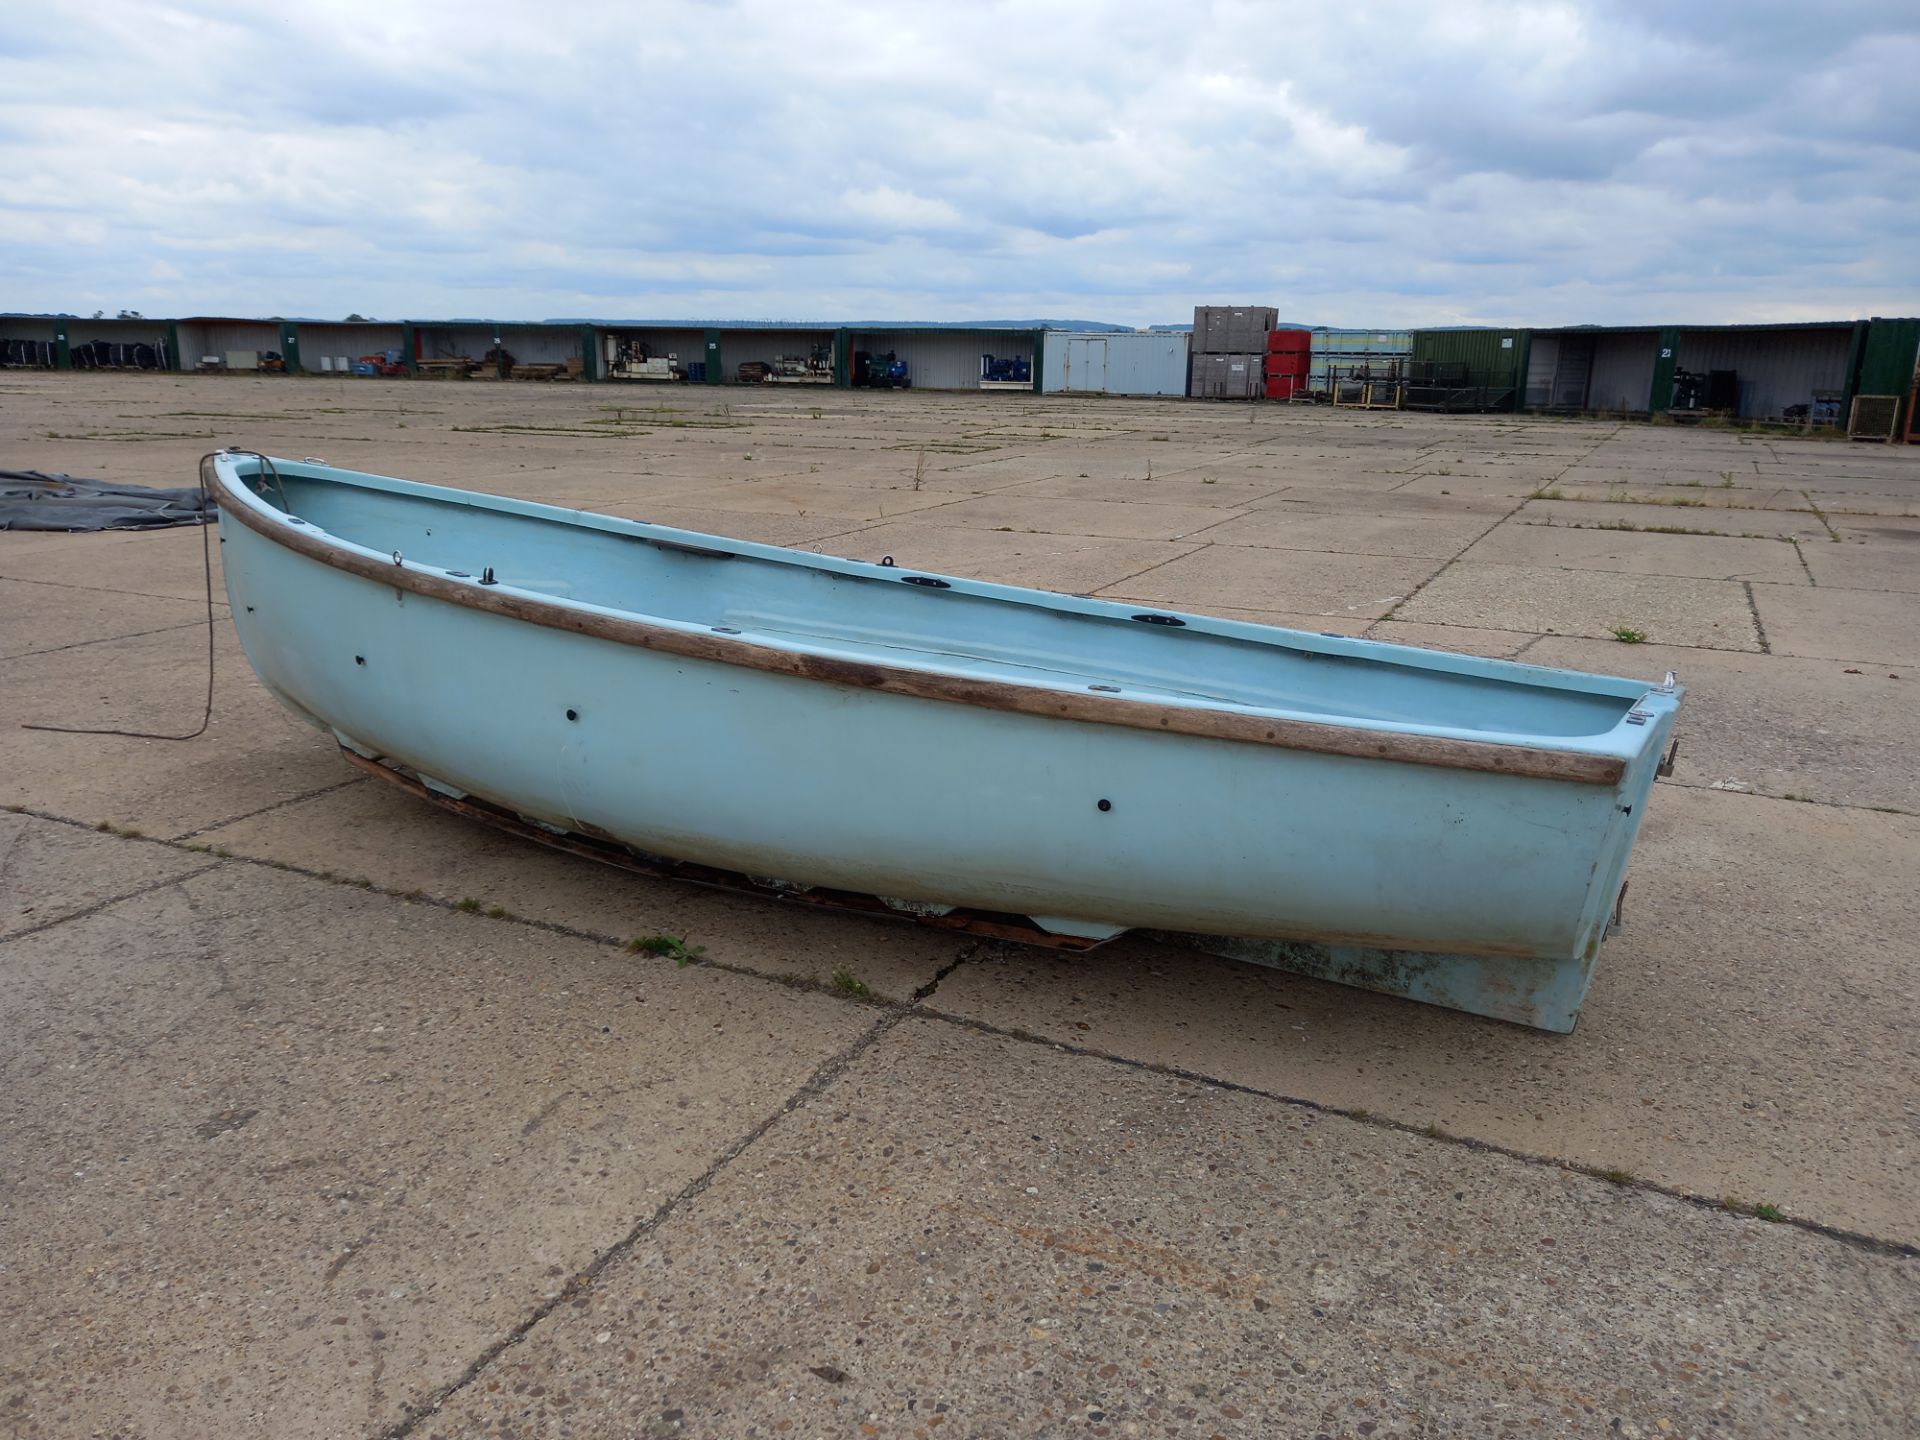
left=0, top=618, right=215, bottom=665
left=0, top=568, right=232, bottom=610
left=376, top=1008, right=904, bottom=1439
left=1743, top=580, right=1772, bottom=653
left=1083, top=542, right=1209, bottom=598
left=1654, top=779, right=1913, bottom=817
left=4, top=804, right=990, bottom=1015
left=1364, top=423, right=1642, bottom=637
left=1790, top=538, right=1817, bottom=587
left=0, top=854, right=225, bottom=946
left=911, top=938, right=984, bottom=1003
left=1364, top=496, right=1530, bottom=635
left=905, top=1009, right=1920, bottom=1262
left=171, top=774, right=370, bottom=842
left=1800, top=490, right=1842, bottom=542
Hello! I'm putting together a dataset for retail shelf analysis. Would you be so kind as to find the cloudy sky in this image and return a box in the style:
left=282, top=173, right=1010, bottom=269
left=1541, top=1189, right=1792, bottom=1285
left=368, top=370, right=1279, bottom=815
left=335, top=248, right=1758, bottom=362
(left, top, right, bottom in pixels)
left=3, top=1, right=1916, bottom=328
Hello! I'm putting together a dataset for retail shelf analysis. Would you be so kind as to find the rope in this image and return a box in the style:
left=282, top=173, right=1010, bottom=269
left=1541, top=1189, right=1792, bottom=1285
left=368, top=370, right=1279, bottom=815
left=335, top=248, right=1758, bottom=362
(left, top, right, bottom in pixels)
left=22, top=457, right=221, bottom=741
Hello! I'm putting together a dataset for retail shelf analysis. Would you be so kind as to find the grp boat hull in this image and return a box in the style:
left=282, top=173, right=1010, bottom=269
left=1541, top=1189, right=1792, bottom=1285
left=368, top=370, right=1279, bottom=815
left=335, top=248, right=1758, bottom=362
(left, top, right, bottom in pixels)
left=206, top=453, right=1681, bottom=1031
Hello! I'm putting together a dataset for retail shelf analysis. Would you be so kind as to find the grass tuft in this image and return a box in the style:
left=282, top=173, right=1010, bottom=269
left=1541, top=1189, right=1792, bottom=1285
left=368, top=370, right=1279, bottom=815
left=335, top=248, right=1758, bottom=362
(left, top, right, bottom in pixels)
left=829, top=966, right=874, bottom=998
left=1609, top=626, right=1648, bottom=644
left=627, top=933, right=703, bottom=965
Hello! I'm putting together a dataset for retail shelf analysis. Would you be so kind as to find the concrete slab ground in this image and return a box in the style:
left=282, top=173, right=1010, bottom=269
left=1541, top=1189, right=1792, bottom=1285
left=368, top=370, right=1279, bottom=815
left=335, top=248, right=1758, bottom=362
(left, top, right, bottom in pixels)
left=1458, top=522, right=1809, bottom=585
left=0, top=811, right=211, bottom=940
left=1521, top=497, right=1834, bottom=542
left=1801, top=535, right=1920, bottom=593
left=1751, top=585, right=1920, bottom=666
left=3, top=375, right=1917, bottom=1438
left=1394, top=561, right=1764, bottom=649
left=1179, top=509, right=1497, bottom=558
left=426, top=1020, right=1917, bottom=1440
left=1100, top=545, right=1441, bottom=621
left=0, top=621, right=344, bottom=838
left=0, top=522, right=227, bottom=604
left=0, top=575, right=218, bottom=660
left=0, top=860, right=870, bottom=1439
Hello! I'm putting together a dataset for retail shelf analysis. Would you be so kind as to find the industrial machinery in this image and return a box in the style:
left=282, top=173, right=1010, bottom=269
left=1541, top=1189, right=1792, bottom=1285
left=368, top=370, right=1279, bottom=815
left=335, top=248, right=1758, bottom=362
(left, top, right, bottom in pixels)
left=853, top=350, right=910, bottom=389
left=605, top=336, right=683, bottom=383
left=769, top=345, right=834, bottom=384
left=979, top=353, right=1031, bottom=390
left=1671, top=368, right=1738, bottom=415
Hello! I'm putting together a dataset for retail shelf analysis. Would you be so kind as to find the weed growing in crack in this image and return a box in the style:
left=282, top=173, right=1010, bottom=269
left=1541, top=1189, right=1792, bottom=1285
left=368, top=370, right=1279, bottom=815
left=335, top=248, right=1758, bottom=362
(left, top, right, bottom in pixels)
left=829, top=967, right=874, bottom=998
left=627, top=933, right=703, bottom=966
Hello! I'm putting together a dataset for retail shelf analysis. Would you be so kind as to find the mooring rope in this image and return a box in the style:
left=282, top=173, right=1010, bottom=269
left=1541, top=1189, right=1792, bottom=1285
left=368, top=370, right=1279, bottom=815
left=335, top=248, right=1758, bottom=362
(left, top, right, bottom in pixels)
left=21, top=457, right=222, bottom=741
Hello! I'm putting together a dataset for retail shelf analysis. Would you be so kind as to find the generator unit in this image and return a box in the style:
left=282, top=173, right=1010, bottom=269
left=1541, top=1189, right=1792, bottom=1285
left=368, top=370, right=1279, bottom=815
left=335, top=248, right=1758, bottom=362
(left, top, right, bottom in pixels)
left=605, top=336, right=683, bottom=382
left=853, top=351, right=910, bottom=389
left=769, top=345, right=834, bottom=384
left=979, top=353, right=1031, bottom=389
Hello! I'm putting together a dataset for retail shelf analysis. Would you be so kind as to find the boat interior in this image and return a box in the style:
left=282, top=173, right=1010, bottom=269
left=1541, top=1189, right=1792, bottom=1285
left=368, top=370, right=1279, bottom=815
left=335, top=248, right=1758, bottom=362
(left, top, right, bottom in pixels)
left=234, top=459, right=1650, bottom=742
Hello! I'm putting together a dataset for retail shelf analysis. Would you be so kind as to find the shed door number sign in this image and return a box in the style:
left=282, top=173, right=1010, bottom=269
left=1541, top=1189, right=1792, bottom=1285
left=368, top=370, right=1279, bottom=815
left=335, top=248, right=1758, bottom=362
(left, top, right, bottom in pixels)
left=1501, top=338, right=1513, bottom=349
left=1661, top=347, right=1673, bottom=358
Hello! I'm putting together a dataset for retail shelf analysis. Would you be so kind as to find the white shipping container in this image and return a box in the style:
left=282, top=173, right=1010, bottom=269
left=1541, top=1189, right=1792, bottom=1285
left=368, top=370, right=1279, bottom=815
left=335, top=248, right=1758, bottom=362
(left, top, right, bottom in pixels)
left=1041, top=331, right=1190, bottom=396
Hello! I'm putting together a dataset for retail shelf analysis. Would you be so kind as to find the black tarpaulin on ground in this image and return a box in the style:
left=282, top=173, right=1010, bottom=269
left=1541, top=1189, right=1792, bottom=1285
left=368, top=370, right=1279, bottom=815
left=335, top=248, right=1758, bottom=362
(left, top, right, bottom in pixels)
left=0, top=471, right=216, bottom=531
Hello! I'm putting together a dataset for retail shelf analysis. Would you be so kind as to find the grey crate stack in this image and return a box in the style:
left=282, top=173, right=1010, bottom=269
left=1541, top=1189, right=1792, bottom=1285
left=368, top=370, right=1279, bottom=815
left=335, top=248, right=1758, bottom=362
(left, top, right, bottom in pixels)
left=1189, top=305, right=1276, bottom=399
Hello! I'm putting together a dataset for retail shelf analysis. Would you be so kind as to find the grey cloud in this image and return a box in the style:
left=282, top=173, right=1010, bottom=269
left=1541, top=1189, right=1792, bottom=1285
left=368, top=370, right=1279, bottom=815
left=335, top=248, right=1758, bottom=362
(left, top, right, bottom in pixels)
left=0, top=0, right=1913, bottom=327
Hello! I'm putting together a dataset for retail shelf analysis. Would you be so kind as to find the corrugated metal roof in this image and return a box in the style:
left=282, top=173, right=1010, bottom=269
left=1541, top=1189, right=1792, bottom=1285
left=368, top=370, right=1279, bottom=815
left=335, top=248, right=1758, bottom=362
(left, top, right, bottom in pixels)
left=1419, top=319, right=1915, bottom=336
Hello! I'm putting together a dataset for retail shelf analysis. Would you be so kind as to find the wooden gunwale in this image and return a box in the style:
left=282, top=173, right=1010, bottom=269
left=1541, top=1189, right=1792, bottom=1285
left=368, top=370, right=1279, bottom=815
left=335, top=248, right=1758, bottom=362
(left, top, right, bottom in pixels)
left=207, top=459, right=1627, bottom=787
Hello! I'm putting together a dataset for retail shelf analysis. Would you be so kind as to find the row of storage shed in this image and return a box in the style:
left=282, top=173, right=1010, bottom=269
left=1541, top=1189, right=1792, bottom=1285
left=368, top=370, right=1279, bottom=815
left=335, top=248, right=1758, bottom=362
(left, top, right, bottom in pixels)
left=0, top=311, right=1264, bottom=400
left=0, top=315, right=1053, bottom=392
left=6, top=312, right=1914, bottom=433
left=1407, top=319, right=1920, bottom=436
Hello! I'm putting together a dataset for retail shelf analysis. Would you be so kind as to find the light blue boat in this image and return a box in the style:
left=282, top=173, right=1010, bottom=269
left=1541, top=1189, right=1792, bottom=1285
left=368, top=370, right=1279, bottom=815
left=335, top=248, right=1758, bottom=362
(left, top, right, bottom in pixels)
left=204, top=451, right=1681, bottom=1032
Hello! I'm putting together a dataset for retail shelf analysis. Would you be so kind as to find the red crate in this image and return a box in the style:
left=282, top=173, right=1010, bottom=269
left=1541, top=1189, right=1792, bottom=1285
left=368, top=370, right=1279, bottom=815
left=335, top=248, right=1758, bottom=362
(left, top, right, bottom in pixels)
left=1265, top=374, right=1298, bottom=400
left=1267, top=330, right=1311, bottom=354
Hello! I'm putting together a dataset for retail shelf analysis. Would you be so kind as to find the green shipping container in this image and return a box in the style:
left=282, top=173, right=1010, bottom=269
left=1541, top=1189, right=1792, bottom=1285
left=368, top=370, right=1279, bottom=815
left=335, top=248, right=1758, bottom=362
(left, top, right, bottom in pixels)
left=1858, top=316, right=1920, bottom=395
left=1855, top=317, right=1920, bottom=434
left=1408, top=329, right=1530, bottom=409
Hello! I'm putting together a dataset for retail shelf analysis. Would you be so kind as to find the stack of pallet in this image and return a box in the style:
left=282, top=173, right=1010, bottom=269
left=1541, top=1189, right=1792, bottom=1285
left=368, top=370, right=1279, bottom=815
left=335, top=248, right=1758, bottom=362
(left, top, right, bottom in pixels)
left=1265, top=330, right=1310, bottom=400
left=1188, top=306, right=1276, bottom=400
